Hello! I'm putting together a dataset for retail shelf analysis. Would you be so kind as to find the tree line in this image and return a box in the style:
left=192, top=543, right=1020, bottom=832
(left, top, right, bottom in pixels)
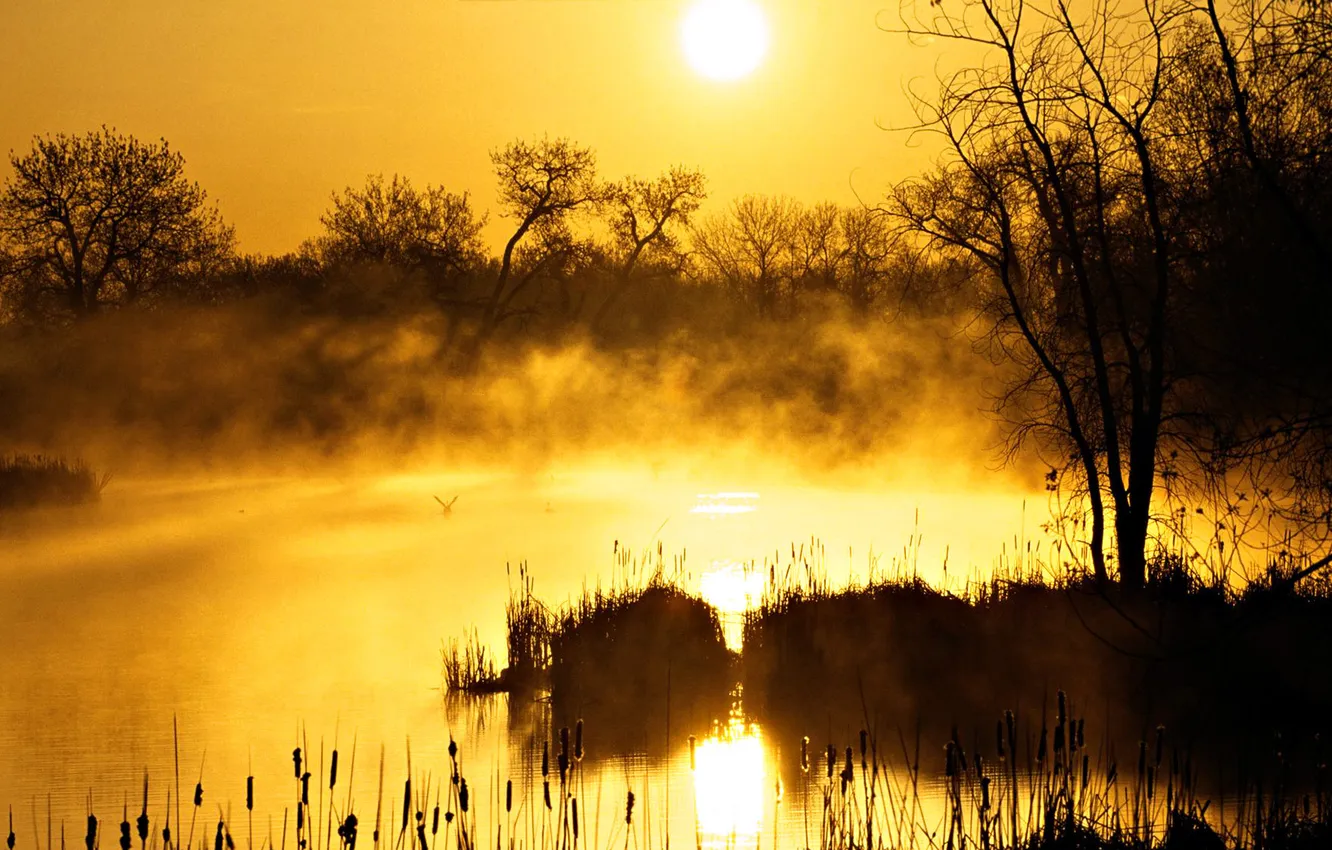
left=2, top=0, right=1331, bottom=590
left=0, top=132, right=933, bottom=337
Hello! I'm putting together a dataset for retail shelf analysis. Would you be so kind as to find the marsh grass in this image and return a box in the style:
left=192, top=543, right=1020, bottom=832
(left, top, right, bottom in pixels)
left=0, top=454, right=109, bottom=510
left=441, top=630, right=503, bottom=694
left=740, top=541, right=1332, bottom=756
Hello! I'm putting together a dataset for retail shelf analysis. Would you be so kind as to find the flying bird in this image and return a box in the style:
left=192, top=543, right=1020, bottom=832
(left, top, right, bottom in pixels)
left=434, top=495, right=459, bottom=516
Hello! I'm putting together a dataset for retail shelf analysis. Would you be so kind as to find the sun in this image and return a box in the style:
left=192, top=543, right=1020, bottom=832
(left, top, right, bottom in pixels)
left=680, top=0, right=770, bottom=82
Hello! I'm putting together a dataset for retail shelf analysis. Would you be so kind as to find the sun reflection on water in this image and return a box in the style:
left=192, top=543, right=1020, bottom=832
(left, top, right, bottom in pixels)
left=691, top=715, right=766, bottom=847
left=690, top=491, right=760, bottom=515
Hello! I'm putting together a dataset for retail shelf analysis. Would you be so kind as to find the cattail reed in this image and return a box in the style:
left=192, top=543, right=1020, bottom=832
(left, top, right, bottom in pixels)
left=293, top=750, right=302, bottom=780
left=329, top=752, right=338, bottom=791
left=246, top=779, right=254, bottom=812
left=86, top=814, right=97, bottom=850
left=800, top=736, right=809, bottom=773
left=504, top=781, right=512, bottom=814
left=624, top=792, right=634, bottom=826
left=541, top=742, right=549, bottom=778
left=214, top=822, right=224, bottom=850
left=571, top=799, right=578, bottom=841
left=826, top=745, right=836, bottom=780
left=458, top=781, right=468, bottom=815
left=119, top=813, right=131, bottom=850
left=400, top=781, right=409, bottom=834
left=574, top=720, right=583, bottom=761
left=430, top=806, right=438, bottom=838
left=543, top=782, right=551, bottom=811
left=195, top=785, right=204, bottom=808
left=5, top=809, right=11, bottom=850
left=301, top=775, right=310, bottom=807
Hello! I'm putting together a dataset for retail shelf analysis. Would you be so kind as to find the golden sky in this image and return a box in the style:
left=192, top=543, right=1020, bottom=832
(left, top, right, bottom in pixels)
left=1, top=0, right=948, bottom=254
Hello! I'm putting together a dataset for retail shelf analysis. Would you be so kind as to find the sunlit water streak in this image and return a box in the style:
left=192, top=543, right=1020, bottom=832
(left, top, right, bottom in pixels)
left=0, top=461, right=1038, bottom=844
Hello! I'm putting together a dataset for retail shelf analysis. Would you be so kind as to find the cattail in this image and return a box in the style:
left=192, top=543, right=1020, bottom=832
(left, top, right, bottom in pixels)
left=800, top=737, right=809, bottom=773
left=574, top=720, right=584, bottom=761
left=136, top=812, right=149, bottom=844
left=214, top=822, right=224, bottom=850
left=1147, top=766, right=1156, bottom=800
left=447, top=740, right=457, bottom=761
left=858, top=730, right=868, bottom=763
left=945, top=742, right=957, bottom=778
left=505, top=781, right=512, bottom=813
left=826, top=745, right=836, bottom=780
left=246, top=778, right=254, bottom=812
left=120, top=818, right=132, bottom=850
left=400, top=781, right=409, bottom=833
left=5, top=810, right=12, bottom=850
left=444, top=813, right=453, bottom=826
left=625, top=791, right=634, bottom=826
left=458, top=780, right=468, bottom=815
left=543, top=782, right=551, bottom=811
left=86, top=815, right=98, bottom=850
left=980, top=776, right=991, bottom=811
left=541, top=742, right=549, bottom=778
left=414, top=821, right=426, bottom=850
left=559, top=728, right=570, bottom=760
left=341, top=814, right=358, bottom=850
left=571, top=799, right=579, bottom=841
left=329, top=752, right=339, bottom=790
left=1081, top=755, right=1089, bottom=789
left=293, top=750, right=302, bottom=780
left=301, top=774, right=310, bottom=807
left=195, top=784, right=204, bottom=808
left=688, top=736, right=696, bottom=772
left=297, top=805, right=304, bottom=832
left=1054, top=725, right=1065, bottom=755
left=431, top=806, right=438, bottom=837
left=224, top=827, right=234, bottom=850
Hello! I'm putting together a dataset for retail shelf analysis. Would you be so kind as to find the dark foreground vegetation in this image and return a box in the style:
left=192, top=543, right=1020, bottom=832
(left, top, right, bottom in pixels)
left=0, top=453, right=107, bottom=510
left=448, top=545, right=1332, bottom=771
left=741, top=552, right=1332, bottom=761
left=443, top=560, right=735, bottom=749
left=4, top=701, right=1328, bottom=850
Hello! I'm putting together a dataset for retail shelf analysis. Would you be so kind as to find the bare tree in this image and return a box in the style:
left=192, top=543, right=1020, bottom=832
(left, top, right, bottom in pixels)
left=315, top=174, right=486, bottom=276
left=884, top=0, right=1194, bottom=588
left=477, top=138, right=602, bottom=346
left=692, top=194, right=799, bottom=316
left=591, top=166, right=706, bottom=331
left=0, top=127, right=233, bottom=319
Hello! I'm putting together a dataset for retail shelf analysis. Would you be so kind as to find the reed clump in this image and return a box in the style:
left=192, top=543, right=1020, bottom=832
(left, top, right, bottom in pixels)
left=440, top=629, right=503, bottom=694
left=741, top=542, right=1332, bottom=758
left=0, top=453, right=109, bottom=510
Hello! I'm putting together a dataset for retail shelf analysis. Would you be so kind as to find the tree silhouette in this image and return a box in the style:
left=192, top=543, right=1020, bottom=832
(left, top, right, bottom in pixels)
left=478, top=138, right=602, bottom=347
left=0, top=127, right=233, bottom=319
left=592, top=166, right=706, bottom=330
left=315, top=174, right=486, bottom=276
